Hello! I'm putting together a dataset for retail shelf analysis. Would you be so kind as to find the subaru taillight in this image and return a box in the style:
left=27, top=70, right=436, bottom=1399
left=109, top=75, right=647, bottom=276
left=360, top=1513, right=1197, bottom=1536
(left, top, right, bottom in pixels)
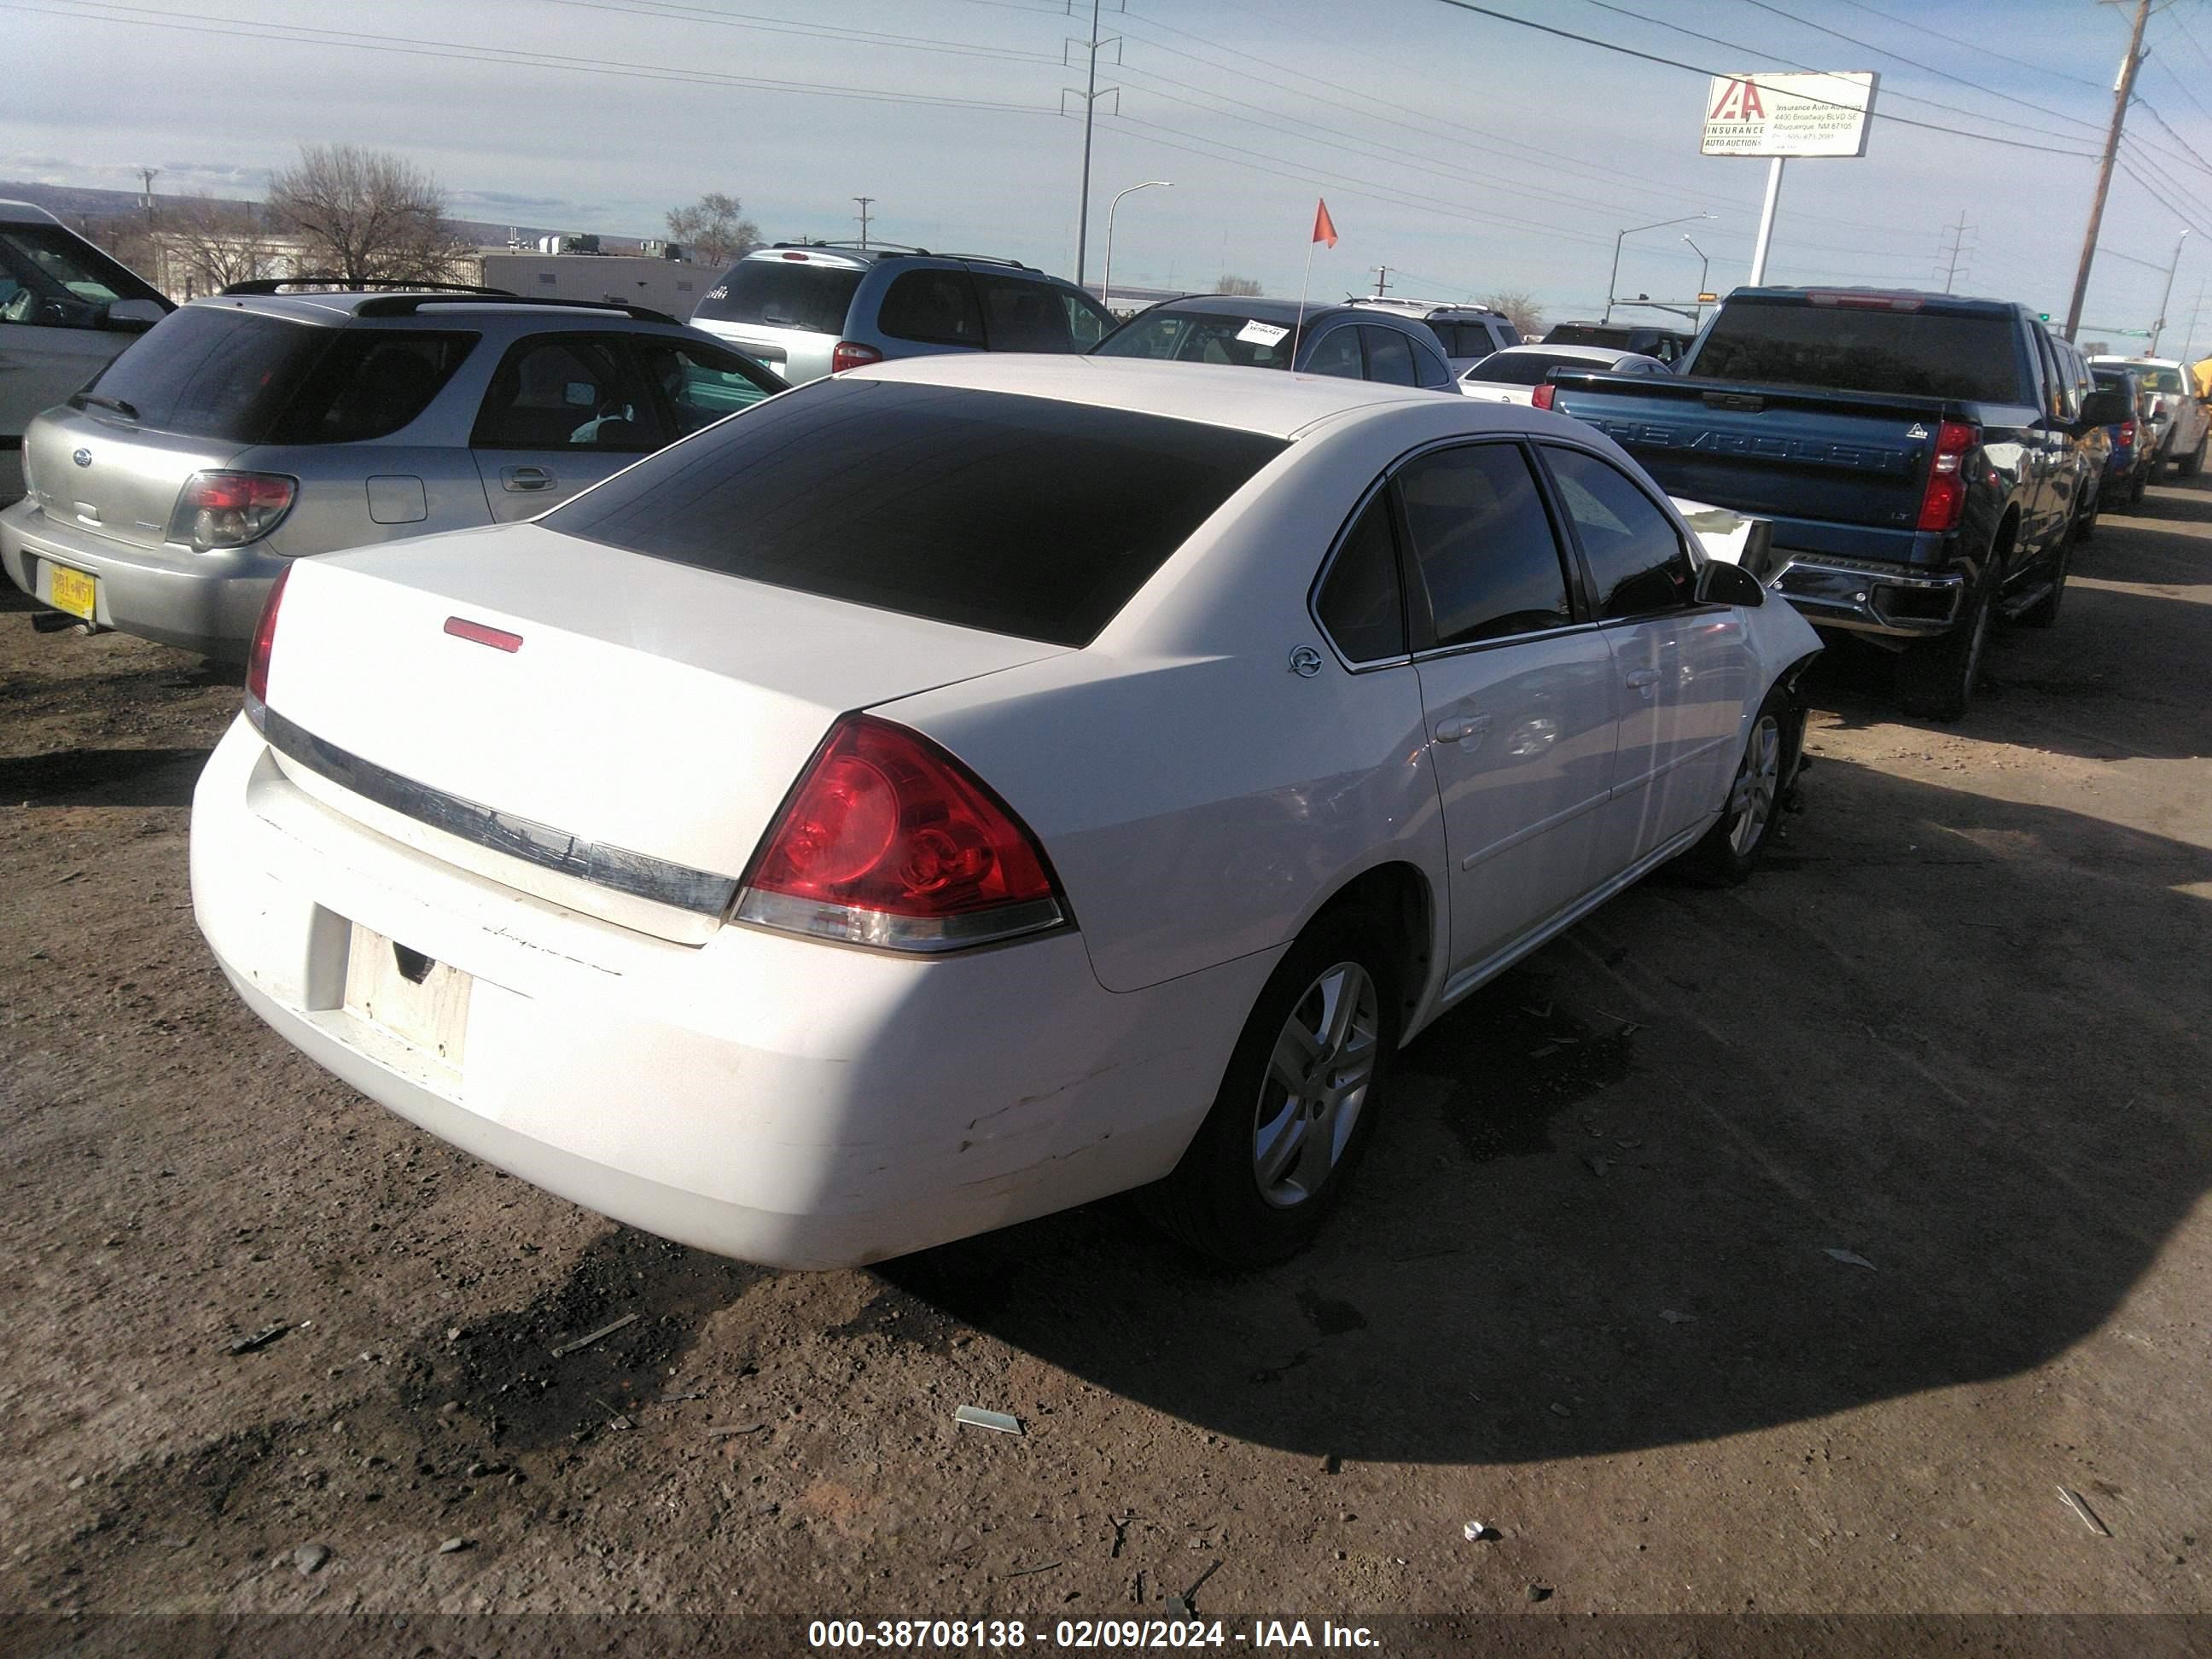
left=169, top=470, right=296, bottom=552
left=242, top=563, right=290, bottom=725
left=1916, top=420, right=1978, bottom=533
left=830, top=341, right=883, bottom=375
left=736, top=715, right=1067, bottom=952
left=1531, top=382, right=1558, bottom=410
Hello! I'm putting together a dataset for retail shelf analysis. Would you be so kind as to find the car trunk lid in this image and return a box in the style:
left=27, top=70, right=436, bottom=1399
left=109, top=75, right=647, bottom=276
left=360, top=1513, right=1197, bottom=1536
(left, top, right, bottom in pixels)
left=255, top=523, right=1068, bottom=941
left=24, top=404, right=250, bottom=550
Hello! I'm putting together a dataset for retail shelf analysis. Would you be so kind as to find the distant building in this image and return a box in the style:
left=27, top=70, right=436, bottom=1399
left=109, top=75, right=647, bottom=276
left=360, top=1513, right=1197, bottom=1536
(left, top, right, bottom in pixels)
left=459, top=249, right=704, bottom=319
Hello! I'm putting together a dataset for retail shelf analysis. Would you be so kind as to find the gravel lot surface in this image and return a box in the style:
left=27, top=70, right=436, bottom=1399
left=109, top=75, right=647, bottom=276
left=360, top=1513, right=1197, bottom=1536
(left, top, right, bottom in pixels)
left=2, top=479, right=2207, bottom=1648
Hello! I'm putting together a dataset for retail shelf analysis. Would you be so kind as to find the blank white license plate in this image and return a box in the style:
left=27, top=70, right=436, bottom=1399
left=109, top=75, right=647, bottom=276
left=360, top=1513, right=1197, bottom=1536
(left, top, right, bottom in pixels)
left=344, top=924, right=472, bottom=1068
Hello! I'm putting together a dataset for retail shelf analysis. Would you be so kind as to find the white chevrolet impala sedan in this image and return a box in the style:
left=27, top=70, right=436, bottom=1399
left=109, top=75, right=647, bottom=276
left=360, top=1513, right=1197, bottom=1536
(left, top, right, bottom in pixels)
left=191, top=355, right=1821, bottom=1268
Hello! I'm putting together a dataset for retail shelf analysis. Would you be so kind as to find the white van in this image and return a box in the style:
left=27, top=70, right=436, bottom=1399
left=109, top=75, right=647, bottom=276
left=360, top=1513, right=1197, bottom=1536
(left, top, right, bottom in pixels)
left=0, top=201, right=172, bottom=503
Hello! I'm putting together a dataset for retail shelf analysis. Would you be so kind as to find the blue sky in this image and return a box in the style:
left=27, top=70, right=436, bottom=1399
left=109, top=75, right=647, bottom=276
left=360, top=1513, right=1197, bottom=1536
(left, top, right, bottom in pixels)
left=10, top=0, right=2212, bottom=349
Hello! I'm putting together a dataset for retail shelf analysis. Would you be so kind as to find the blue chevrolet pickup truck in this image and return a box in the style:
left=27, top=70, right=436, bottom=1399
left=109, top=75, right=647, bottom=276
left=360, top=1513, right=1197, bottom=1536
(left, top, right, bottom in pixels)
left=1541, top=288, right=2128, bottom=719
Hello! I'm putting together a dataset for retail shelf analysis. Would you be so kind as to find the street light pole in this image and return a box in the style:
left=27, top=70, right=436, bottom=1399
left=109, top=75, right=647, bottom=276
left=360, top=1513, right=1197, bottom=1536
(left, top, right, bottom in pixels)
left=1100, top=179, right=1170, bottom=315
left=1605, top=212, right=1712, bottom=323
left=1683, top=235, right=1710, bottom=328
left=2149, top=228, right=2188, bottom=357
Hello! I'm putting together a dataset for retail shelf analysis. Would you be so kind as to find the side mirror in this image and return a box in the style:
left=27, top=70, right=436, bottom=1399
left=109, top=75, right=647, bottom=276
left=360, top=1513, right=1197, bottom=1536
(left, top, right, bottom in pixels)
left=1695, top=558, right=1766, bottom=608
left=102, top=298, right=167, bottom=333
left=2078, top=388, right=2131, bottom=427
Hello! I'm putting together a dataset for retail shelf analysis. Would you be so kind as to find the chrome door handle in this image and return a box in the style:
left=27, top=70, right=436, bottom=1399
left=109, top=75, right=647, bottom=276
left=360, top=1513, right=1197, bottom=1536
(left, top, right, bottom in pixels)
left=1626, top=668, right=1660, bottom=690
left=502, top=465, right=555, bottom=492
left=1434, top=713, right=1493, bottom=747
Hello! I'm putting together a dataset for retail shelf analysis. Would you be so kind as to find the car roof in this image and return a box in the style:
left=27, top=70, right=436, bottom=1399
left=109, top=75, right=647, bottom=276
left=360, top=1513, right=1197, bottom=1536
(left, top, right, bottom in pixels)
left=0, top=199, right=63, bottom=227
left=1485, top=343, right=1638, bottom=361
left=1132, top=294, right=1395, bottom=328
left=736, top=242, right=1045, bottom=276
left=1350, top=298, right=1504, bottom=318
left=851, top=350, right=1474, bottom=438
left=178, top=291, right=693, bottom=331
left=2089, top=354, right=2180, bottom=367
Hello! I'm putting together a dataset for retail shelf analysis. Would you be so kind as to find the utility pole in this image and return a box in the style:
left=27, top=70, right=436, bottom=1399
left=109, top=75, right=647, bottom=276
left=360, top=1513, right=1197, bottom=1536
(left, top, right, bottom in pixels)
left=2149, top=228, right=2189, bottom=355
left=138, top=166, right=159, bottom=224
left=2065, top=0, right=2152, bottom=342
left=853, top=196, right=874, bottom=251
left=1370, top=265, right=1393, bottom=299
left=1939, top=209, right=1974, bottom=294
left=1066, top=0, right=1121, bottom=288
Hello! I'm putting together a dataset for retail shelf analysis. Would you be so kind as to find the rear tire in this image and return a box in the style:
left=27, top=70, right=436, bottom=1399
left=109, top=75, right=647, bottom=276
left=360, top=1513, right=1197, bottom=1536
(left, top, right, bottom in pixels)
left=2020, top=537, right=2069, bottom=628
left=2181, top=434, right=2206, bottom=477
left=2073, top=486, right=2098, bottom=542
left=1683, top=690, right=1791, bottom=885
left=1138, top=907, right=1400, bottom=1267
left=1896, top=573, right=1994, bottom=723
left=2129, top=466, right=2149, bottom=507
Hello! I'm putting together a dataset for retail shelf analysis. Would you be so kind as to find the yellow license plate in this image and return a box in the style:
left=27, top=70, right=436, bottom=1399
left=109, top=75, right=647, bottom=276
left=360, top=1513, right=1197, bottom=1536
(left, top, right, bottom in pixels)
left=48, top=564, right=96, bottom=620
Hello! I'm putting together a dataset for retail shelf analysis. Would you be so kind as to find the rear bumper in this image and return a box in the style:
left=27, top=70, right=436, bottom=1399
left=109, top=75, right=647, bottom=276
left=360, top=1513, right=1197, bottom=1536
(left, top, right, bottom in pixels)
left=1770, top=551, right=1965, bottom=638
left=190, top=716, right=1265, bottom=1269
left=0, top=498, right=283, bottom=661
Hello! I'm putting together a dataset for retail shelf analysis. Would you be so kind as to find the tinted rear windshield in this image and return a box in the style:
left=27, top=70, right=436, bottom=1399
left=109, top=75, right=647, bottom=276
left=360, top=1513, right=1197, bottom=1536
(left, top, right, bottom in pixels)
left=1688, top=300, right=2026, bottom=402
left=81, top=308, right=329, bottom=441
left=1429, top=319, right=1515, bottom=355
left=1466, top=350, right=1616, bottom=386
left=1095, top=308, right=1299, bottom=370
left=544, top=379, right=1289, bottom=646
left=692, top=259, right=863, bottom=334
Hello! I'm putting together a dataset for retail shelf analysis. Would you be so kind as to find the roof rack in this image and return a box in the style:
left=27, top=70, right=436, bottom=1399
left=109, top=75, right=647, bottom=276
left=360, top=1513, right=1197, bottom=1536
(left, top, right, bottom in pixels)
left=766, top=239, right=930, bottom=256
left=218, top=276, right=519, bottom=298
left=760, top=240, right=1035, bottom=272
left=348, top=293, right=680, bottom=324
left=928, top=252, right=1038, bottom=272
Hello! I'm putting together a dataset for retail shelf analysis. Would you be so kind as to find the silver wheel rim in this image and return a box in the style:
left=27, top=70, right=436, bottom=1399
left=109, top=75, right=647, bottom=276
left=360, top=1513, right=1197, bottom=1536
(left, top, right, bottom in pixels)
left=1252, top=960, right=1379, bottom=1209
left=1726, top=714, right=1783, bottom=857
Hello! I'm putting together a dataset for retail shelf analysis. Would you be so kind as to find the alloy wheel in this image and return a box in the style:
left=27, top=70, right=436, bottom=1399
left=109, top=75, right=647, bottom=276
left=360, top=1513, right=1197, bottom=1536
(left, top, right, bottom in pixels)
left=1252, top=961, right=1380, bottom=1208
left=1726, top=714, right=1783, bottom=857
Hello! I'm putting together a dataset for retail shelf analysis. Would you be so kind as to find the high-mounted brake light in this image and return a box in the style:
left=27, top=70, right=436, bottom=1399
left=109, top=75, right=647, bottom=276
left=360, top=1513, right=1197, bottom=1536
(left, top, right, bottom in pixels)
left=1807, top=291, right=1924, bottom=312
left=169, top=470, right=296, bottom=552
left=243, top=563, right=290, bottom=725
left=735, top=715, right=1067, bottom=953
left=1531, top=381, right=1558, bottom=410
left=1916, top=419, right=1978, bottom=533
left=830, top=340, right=883, bottom=375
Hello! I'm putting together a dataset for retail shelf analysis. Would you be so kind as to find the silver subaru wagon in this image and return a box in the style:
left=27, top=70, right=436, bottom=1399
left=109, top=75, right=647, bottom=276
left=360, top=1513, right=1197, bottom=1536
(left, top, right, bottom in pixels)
left=1, top=283, right=783, bottom=661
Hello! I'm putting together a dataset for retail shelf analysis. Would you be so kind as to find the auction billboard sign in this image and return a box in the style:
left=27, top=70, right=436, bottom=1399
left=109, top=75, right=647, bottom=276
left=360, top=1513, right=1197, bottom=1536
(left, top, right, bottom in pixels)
left=1702, top=72, right=1878, bottom=158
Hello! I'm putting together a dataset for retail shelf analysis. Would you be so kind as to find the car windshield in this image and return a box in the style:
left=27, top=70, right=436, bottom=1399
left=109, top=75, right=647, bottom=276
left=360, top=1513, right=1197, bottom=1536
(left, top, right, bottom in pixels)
left=1465, top=350, right=1615, bottom=386
left=1095, top=308, right=1299, bottom=370
left=78, top=307, right=332, bottom=441
left=1688, top=300, right=2025, bottom=402
left=692, top=259, right=863, bottom=335
left=544, top=378, right=1289, bottom=647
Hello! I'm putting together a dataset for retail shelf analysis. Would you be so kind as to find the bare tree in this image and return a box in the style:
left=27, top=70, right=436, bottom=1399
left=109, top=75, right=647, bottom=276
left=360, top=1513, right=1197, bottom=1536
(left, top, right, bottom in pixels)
left=265, top=144, right=457, bottom=288
left=1479, top=288, right=1545, bottom=339
left=1214, top=273, right=1262, bottom=296
left=667, top=193, right=760, bottom=267
left=75, top=215, right=159, bottom=282
left=162, top=195, right=279, bottom=294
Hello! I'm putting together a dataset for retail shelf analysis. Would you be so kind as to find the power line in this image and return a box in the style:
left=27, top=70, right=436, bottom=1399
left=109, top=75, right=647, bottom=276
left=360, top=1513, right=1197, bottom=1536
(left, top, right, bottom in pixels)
left=10, top=0, right=1061, bottom=113
left=1578, top=0, right=2105, bottom=148
left=527, top=0, right=1059, bottom=66
left=1424, top=0, right=2100, bottom=158
left=1827, top=0, right=2106, bottom=90
left=2131, top=96, right=2212, bottom=182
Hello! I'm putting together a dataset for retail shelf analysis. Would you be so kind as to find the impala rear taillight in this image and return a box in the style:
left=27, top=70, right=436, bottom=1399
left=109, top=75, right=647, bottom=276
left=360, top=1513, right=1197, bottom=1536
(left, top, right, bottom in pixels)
left=243, top=563, right=290, bottom=725
left=1916, top=420, right=1978, bottom=533
left=830, top=341, right=882, bottom=375
left=170, top=470, right=296, bottom=551
left=1531, top=382, right=1558, bottom=410
left=736, top=715, right=1067, bottom=952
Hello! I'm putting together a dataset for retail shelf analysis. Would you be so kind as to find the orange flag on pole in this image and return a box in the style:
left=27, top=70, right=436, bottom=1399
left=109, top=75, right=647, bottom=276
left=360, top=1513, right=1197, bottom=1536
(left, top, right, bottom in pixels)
left=1313, top=197, right=1338, bottom=247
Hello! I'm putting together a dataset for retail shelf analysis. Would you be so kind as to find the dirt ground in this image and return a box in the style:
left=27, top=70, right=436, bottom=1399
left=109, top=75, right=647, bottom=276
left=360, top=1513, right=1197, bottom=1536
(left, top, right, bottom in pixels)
left=2, top=476, right=2208, bottom=1652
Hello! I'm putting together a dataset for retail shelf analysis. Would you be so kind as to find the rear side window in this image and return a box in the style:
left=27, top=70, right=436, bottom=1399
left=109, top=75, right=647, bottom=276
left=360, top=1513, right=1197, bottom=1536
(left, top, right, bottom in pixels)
left=473, top=335, right=659, bottom=451
left=1544, top=447, right=1695, bottom=619
left=544, top=379, right=1289, bottom=646
left=1689, top=300, right=2025, bottom=402
left=1315, top=493, right=1406, bottom=661
left=1360, top=326, right=1418, bottom=387
left=269, top=330, right=477, bottom=444
left=631, top=338, right=779, bottom=436
left=1302, top=326, right=1362, bottom=378
left=80, top=307, right=328, bottom=441
left=692, top=259, right=861, bottom=335
left=879, top=269, right=986, bottom=347
left=1395, top=444, right=1575, bottom=648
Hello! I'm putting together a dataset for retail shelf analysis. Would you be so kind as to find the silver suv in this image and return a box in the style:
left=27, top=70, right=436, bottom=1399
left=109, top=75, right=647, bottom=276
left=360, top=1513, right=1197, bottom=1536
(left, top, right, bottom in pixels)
left=689, top=242, right=1116, bottom=385
left=1, top=282, right=783, bottom=660
left=1347, top=298, right=1519, bottom=375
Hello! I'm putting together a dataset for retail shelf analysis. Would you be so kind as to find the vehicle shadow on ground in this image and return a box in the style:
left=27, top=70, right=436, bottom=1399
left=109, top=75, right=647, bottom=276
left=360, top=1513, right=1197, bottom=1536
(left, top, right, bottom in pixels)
left=0, top=746, right=212, bottom=807
left=861, top=758, right=2212, bottom=1463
